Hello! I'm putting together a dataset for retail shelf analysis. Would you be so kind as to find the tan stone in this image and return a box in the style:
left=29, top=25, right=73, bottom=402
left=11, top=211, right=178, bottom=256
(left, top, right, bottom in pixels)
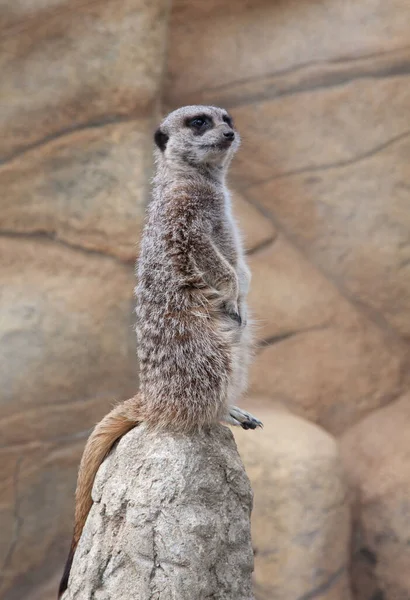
left=0, top=236, right=137, bottom=446
left=246, top=237, right=404, bottom=434
left=234, top=405, right=352, bottom=600
left=231, top=191, right=275, bottom=253
left=248, top=134, right=410, bottom=340
left=0, top=452, right=19, bottom=576
left=247, top=237, right=339, bottom=340
left=250, top=325, right=403, bottom=436
left=1, top=0, right=169, bottom=158
left=31, top=573, right=62, bottom=600
left=64, top=426, right=254, bottom=600
left=230, top=76, right=410, bottom=186
left=165, top=0, right=410, bottom=106
left=1, top=120, right=151, bottom=261
left=340, top=394, right=410, bottom=600
left=0, top=439, right=85, bottom=600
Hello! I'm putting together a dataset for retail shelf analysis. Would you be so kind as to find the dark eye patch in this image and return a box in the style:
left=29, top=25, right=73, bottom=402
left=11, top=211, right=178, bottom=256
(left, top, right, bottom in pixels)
left=185, top=114, right=213, bottom=133
left=222, top=114, right=233, bottom=128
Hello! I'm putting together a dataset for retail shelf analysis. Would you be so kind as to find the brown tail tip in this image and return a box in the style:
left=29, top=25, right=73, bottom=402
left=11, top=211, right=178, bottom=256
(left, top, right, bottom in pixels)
left=58, top=544, right=74, bottom=598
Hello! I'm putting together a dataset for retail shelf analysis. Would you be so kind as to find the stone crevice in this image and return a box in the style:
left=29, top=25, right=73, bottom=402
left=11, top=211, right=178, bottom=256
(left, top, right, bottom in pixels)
left=296, top=564, right=346, bottom=600
left=0, top=113, right=143, bottom=167
left=0, top=458, right=23, bottom=577
left=1, top=0, right=112, bottom=41
left=240, top=191, right=410, bottom=358
left=173, top=44, right=410, bottom=100
left=257, top=324, right=330, bottom=351
left=243, top=128, right=410, bottom=188
left=0, top=229, right=135, bottom=265
left=246, top=234, right=278, bottom=257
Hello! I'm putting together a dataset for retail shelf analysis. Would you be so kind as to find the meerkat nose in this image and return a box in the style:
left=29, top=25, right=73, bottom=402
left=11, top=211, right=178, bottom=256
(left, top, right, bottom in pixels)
left=223, top=131, right=235, bottom=140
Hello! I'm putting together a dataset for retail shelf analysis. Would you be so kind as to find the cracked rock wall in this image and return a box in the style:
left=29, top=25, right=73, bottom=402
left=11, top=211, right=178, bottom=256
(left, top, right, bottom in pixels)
left=2, top=1, right=410, bottom=599
left=0, top=1, right=170, bottom=598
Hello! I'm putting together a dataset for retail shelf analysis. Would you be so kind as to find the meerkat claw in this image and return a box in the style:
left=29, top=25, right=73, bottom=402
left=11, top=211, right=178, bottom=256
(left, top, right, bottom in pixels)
left=225, top=406, right=263, bottom=430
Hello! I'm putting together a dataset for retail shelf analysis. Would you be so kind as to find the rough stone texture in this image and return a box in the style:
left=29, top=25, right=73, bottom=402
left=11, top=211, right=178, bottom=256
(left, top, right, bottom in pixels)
left=246, top=238, right=405, bottom=434
left=165, top=0, right=410, bottom=107
left=63, top=425, right=254, bottom=600
left=0, top=438, right=86, bottom=600
left=247, top=132, right=410, bottom=341
left=5, top=0, right=410, bottom=598
left=231, top=191, right=276, bottom=254
left=340, top=394, right=410, bottom=600
left=230, top=77, right=410, bottom=187
left=0, top=237, right=137, bottom=446
left=0, top=237, right=138, bottom=600
left=1, top=0, right=169, bottom=158
left=1, top=119, right=152, bottom=261
left=234, top=405, right=352, bottom=600
left=0, top=0, right=170, bottom=597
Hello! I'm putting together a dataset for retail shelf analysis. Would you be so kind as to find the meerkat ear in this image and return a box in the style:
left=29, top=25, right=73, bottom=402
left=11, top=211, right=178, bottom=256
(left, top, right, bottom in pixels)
left=154, top=128, right=169, bottom=152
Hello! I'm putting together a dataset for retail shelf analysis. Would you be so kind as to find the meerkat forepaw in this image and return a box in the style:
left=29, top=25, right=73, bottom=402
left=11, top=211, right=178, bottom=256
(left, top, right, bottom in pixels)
left=223, top=406, right=263, bottom=430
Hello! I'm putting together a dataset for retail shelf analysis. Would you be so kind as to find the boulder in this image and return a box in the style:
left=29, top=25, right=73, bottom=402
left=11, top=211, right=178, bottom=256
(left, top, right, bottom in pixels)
left=340, top=394, right=410, bottom=599
left=234, top=404, right=352, bottom=600
left=63, top=425, right=255, bottom=600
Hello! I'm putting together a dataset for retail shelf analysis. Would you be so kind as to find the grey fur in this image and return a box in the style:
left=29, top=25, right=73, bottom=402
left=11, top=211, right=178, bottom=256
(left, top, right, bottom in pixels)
left=135, top=105, right=262, bottom=431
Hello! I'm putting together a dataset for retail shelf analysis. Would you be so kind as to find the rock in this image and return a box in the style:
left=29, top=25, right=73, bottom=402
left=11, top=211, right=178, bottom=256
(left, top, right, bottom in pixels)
left=165, top=0, right=410, bottom=107
left=1, top=119, right=152, bottom=261
left=63, top=425, right=255, bottom=600
left=246, top=238, right=404, bottom=434
left=0, top=236, right=137, bottom=446
left=234, top=404, right=352, bottom=600
left=0, top=236, right=138, bottom=598
left=1, top=0, right=169, bottom=158
left=247, top=133, right=410, bottom=340
left=340, top=394, right=410, bottom=599
left=0, top=438, right=86, bottom=600
left=247, top=236, right=339, bottom=340
left=231, top=191, right=276, bottom=253
left=231, top=76, right=410, bottom=187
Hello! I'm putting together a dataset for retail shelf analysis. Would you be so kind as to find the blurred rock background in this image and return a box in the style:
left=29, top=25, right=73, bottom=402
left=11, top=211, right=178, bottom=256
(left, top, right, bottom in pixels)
left=1, top=1, right=410, bottom=598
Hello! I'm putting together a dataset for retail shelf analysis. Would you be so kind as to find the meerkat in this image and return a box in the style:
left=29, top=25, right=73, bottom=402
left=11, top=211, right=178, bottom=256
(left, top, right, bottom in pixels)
left=58, top=105, right=262, bottom=598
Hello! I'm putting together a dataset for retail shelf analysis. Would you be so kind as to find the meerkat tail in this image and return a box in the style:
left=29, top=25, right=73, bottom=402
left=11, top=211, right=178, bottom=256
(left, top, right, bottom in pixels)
left=58, top=395, right=142, bottom=598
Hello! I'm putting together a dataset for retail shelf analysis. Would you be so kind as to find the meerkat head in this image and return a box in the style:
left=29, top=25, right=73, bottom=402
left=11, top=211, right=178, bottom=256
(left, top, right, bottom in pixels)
left=153, top=105, right=240, bottom=172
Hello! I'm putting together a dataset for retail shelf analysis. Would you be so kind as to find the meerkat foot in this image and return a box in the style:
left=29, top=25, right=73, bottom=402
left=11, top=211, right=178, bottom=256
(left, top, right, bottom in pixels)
left=223, top=406, right=263, bottom=430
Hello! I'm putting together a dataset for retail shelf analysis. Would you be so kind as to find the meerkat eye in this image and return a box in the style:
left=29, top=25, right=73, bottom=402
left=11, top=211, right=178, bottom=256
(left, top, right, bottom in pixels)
left=191, top=118, right=206, bottom=128
left=223, top=114, right=233, bottom=128
left=187, top=116, right=211, bottom=130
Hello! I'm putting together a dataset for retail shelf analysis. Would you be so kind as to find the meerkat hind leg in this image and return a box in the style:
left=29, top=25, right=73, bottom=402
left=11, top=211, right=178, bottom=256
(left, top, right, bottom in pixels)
left=223, top=406, right=263, bottom=430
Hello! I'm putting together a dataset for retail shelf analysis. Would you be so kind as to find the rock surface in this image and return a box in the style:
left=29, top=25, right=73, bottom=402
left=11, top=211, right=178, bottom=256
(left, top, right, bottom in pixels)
left=0, top=237, right=137, bottom=447
left=1, top=0, right=169, bottom=158
left=231, top=191, right=276, bottom=253
left=0, top=437, right=87, bottom=600
left=63, top=425, right=255, bottom=600
left=165, top=0, right=410, bottom=107
left=234, top=405, right=352, bottom=600
left=340, top=394, right=410, bottom=599
left=246, top=117, right=410, bottom=341
left=0, top=237, right=138, bottom=600
left=1, top=119, right=152, bottom=261
left=247, top=238, right=404, bottom=434
left=0, top=0, right=170, bottom=597
left=4, top=0, right=410, bottom=598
